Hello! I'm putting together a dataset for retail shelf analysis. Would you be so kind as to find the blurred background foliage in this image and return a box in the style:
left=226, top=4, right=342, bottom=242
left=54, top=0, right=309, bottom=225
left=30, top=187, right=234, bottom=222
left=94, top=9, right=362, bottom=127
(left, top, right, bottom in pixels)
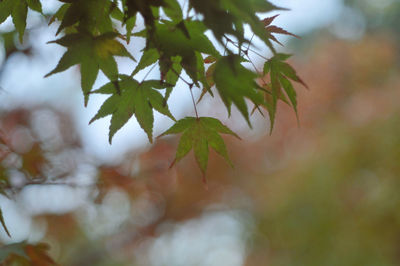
left=1, top=0, right=400, bottom=265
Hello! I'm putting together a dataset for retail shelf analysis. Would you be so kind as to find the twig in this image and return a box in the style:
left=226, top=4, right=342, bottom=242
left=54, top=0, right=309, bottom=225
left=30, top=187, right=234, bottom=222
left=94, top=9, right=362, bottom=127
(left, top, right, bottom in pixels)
left=189, top=85, right=199, bottom=119
left=139, top=63, right=157, bottom=81
left=227, top=38, right=269, bottom=61
left=243, top=52, right=270, bottom=90
left=223, top=39, right=229, bottom=56
left=170, top=68, right=191, bottom=86
left=245, top=33, right=255, bottom=53
left=169, top=68, right=199, bottom=118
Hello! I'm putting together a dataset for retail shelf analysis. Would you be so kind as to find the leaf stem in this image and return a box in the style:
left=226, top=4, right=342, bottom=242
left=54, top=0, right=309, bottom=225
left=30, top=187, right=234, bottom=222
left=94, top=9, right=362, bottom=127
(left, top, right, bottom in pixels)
left=189, top=85, right=199, bottom=119
left=169, top=68, right=199, bottom=118
left=223, top=39, right=229, bottom=56
left=228, top=39, right=269, bottom=61
left=170, top=68, right=192, bottom=86
left=245, top=33, right=255, bottom=52
left=243, top=53, right=270, bottom=90
left=140, top=63, right=157, bottom=82
left=132, top=63, right=157, bottom=92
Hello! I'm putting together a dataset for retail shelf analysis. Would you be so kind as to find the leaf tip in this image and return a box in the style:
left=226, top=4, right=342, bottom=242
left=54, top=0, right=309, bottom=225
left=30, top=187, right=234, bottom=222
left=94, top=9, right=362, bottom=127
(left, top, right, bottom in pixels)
left=295, top=113, right=300, bottom=128
left=0, top=209, right=11, bottom=238
left=108, top=134, right=114, bottom=145
left=202, top=175, right=209, bottom=191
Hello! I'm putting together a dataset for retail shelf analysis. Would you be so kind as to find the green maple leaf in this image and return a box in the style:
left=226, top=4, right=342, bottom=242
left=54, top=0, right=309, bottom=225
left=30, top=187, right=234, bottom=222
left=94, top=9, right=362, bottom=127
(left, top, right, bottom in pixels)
left=159, top=117, right=240, bottom=176
left=163, top=0, right=183, bottom=21
left=90, top=75, right=175, bottom=143
left=213, top=55, right=264, bottom=127
left=0, top=0, right=42, bottom=42
left=131, top=48, right=160, bottom=76
left=161, top=55, right=182, bottom=101
left=137, top=20, right=219, bottom=85
left=106, top=2, right=137, bottom=43
left=131, top=49, right=183, bottom=102
left=48, top=3, right=69, bottom=26
left=189, top=0, right=283, bottom=50
left=124, top=16, right=137, bottom=44
left=45, top=32, right=135, bottom=106
left=123, top=0, right=166, bottom=26
left=55, top=0, right=114, bottom=35
left=188, top=0, right=239, bottom=43
left=263, top=53, right=308, bottom=132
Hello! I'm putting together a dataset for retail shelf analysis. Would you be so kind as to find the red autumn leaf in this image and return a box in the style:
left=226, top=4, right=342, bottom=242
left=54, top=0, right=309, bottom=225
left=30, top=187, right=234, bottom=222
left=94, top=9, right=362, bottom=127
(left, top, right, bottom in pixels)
left=262, top=14, right=279, bottom=27
left=262, top=15, right=300, bottom=46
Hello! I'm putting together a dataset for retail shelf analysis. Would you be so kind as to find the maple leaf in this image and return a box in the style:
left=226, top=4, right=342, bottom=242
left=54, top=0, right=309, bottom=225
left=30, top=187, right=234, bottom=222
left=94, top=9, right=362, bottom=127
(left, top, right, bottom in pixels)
left=222, top=0, right=285, bottom=51
left=106, top=2, right=137, bottom=44
left=263, top=53, right=308, bottom=132
left=163, top=0, right=183, bottom=21
left=0, top=0, right=42, bottom=42
left=262, top=14, right=300, bottom=46
left=160, top=55, right=183, bottom=102
left=131, top=49, right=183, bottom=102
left=131, top=48, right=160, bottom=76
left=90, top=75, right=175, bottom=143
left=197, top=58, right=217, bottom=103
left=54, top=0, right=114, bottom=35
left=188, top=0, right=238, bottom=43
left=189, top=0, right=283, bottom=50
left=159, top=117, right=240, bottom=176
left=137, top=20, right=220, bottom=84
left=124, top=0, right=166, bottom=26
left=45, top=32, right=134, bottom=105
left=213, top=55, right=265, bottom=127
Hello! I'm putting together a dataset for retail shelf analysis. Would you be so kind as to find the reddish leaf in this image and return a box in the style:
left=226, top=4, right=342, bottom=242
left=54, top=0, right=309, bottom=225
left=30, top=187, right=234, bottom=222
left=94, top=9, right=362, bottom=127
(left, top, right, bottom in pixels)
left=262, top=14, right=279, bottom=27
left=262, top=14, right=300, bottom=46
left=266, top=25, right=300, bottom=39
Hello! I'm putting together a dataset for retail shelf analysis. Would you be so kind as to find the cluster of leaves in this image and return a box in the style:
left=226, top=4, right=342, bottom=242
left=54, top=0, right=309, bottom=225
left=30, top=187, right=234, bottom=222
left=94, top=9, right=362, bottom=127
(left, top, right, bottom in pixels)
left=0, top=1, right=306, bottom=182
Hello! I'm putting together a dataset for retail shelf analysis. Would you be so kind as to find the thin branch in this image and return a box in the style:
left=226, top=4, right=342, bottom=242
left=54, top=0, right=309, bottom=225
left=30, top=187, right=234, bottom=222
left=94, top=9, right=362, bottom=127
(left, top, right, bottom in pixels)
left=170, top=68, right=192, bottom=86
left=168, top=68, right=199, bottom=118
left=227, top=38, right=270, bottom=61
left=138, top=63, right=157, bottom=81
left=189, top=85, right=199, bottom=119
left=245, top=33, right=255, bottom=52
left=127, top=63, right=158, bottom=92
left=223, top=39, right=229, bottom=56
left=243, top=52, right=270, bottom=89
left=245, top=46, right=270, bottom=61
